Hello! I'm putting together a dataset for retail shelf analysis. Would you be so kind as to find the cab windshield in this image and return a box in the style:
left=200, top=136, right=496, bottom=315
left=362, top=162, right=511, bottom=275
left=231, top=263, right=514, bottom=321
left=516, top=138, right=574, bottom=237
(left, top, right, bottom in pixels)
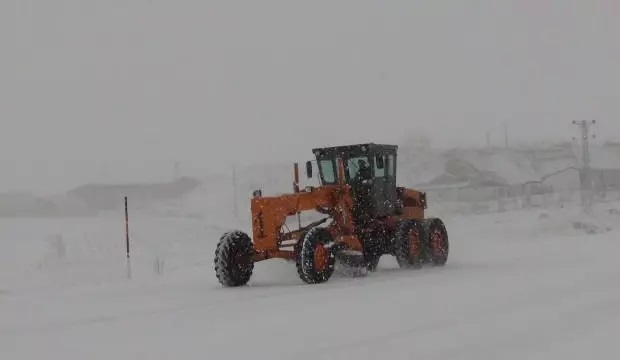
left=345, top=156, right=370, bottom=182
left=317, top=155, right=371, bottom=185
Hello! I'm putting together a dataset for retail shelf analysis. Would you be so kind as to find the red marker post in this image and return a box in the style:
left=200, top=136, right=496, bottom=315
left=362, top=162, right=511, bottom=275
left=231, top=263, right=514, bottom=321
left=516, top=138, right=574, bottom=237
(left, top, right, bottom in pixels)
left=125, top=196, right=131, bottom=279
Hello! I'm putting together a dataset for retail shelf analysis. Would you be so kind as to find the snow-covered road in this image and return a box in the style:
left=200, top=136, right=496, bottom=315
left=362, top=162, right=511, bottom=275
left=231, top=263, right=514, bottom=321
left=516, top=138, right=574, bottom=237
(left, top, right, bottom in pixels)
left=1, top=206, right=619, bottom=359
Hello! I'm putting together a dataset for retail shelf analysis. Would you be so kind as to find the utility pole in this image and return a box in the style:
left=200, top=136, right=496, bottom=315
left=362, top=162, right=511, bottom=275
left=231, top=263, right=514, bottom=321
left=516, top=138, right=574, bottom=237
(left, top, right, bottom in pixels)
left=572, top=120, right=596, bottom=210
left=173, top=161, right=181, bottom=179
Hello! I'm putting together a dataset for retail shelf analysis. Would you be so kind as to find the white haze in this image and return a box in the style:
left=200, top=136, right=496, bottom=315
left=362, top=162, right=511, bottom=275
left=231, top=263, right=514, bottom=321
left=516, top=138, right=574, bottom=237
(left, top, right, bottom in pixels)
left=1, top=0, right=619, bottom=193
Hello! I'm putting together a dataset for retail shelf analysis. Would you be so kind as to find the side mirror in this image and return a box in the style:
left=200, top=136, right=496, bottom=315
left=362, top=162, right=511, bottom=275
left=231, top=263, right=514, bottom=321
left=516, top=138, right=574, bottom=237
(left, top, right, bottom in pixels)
left=375, top=154, right=385, bottom=169
left=305, top=161, right=313, bottom=178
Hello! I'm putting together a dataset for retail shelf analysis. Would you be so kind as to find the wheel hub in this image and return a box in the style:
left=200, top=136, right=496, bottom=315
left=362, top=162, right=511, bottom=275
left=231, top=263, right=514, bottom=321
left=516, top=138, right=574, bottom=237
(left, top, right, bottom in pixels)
left=408, top=228, right=421, bottom=258
left=313, top=244, right=329, bottom=271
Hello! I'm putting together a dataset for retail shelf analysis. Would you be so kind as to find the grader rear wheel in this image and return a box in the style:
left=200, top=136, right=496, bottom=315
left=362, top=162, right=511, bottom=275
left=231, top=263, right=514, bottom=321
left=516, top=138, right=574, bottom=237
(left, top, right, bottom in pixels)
left=425, top=218, right=449, bottom=266
left=394, top=219, right=424, bottom=269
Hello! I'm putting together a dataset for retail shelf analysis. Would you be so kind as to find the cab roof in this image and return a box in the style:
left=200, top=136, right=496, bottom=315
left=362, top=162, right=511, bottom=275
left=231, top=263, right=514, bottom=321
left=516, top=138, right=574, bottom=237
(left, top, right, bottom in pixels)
left=312, top=143, right=398, bottom=157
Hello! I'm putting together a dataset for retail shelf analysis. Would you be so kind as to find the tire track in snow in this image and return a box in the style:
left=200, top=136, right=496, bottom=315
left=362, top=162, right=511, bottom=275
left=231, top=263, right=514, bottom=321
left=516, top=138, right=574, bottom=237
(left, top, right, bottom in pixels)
left=275, top=266, right=619, bottom=360
left=0, top=246, right=599, bottom=338
left=434, top=293, right=620, bottom=359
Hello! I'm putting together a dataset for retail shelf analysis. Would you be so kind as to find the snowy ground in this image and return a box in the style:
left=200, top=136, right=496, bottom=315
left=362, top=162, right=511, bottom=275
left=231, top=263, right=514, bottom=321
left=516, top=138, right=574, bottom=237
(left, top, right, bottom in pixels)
left=1, top=201, right=619, bottom=359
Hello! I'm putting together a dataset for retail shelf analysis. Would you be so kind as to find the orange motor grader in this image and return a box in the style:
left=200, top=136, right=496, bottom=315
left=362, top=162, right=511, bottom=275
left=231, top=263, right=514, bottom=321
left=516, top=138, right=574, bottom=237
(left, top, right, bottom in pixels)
left=214, top=143, right=449, bottom=286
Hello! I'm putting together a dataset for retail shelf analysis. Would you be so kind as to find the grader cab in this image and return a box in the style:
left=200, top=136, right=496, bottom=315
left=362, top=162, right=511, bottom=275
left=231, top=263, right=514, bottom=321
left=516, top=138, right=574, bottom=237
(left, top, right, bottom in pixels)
left=310, top=143, right=399, bottom=218
left=214, top=143, right=449, bottom=286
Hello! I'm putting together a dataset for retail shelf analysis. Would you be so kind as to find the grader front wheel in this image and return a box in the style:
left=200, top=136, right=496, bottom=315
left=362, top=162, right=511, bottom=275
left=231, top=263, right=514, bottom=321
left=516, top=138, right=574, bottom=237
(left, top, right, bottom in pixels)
left=296, top=227, right=336, bottom=284
left=214, top=230, right=255, bottom=287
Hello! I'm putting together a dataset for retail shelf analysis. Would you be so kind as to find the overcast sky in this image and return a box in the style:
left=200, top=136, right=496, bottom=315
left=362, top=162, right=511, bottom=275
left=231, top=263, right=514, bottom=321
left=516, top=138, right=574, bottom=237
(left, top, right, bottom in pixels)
left=1, top=1, right=619, bottom=193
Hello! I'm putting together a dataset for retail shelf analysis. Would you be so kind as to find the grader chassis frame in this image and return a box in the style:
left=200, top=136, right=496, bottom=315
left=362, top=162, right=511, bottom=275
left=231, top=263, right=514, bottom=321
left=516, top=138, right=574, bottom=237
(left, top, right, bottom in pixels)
left=214, top=143, right=449, bottom=286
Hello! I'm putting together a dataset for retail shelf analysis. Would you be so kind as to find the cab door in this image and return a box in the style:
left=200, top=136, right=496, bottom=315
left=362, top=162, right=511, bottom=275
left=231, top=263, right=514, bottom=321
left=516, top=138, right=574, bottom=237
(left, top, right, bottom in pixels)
left=384, top=151, right=398, bottom=208
left=371, top=152, right=397, bottom=217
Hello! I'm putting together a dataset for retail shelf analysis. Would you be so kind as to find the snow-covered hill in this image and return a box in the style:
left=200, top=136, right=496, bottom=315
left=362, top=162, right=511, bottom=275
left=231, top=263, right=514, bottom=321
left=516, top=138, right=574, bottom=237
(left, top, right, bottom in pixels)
left=2, top=142, right=618, bottom=219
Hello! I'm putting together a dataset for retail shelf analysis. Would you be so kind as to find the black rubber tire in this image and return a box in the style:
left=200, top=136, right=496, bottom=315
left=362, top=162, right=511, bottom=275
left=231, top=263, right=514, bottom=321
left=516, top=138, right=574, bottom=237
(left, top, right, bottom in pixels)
left=296, top=227, right=336, bottom=284
left=214, top=230, right=255, bottom=287
left=425, top=218, right=449, bottom=266
left=394, top=219, right=425, bottom=269
left=293, top=231, right=311, bottom=284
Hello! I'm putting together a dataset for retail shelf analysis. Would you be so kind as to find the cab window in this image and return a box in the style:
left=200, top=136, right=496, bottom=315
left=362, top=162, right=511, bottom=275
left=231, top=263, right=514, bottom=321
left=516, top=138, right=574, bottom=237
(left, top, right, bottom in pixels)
left=346, top=156, right=369, bottom=180
left=319, top=159, right=337, bottom=184
left=374, top=154, right=386, bottom=178
left=387, top=154, right=396, bottom=177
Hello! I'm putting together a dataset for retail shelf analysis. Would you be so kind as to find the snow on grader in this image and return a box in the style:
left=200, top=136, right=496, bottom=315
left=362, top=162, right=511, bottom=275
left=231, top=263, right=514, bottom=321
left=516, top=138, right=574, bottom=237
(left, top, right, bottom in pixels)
left=214, top=143, right=449, bottom=286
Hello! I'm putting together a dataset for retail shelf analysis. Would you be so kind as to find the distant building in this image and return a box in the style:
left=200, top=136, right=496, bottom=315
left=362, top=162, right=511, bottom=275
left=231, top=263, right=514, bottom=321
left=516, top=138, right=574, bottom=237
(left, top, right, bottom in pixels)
left=66, top=177, right=202, bottom=213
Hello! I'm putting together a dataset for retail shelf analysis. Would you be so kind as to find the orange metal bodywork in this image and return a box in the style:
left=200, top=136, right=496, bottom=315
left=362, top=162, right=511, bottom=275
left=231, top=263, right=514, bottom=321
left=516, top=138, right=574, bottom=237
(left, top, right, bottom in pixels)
left=251, top=185, right=351, bottom=248
left=395, top=188, right=426, bottom=220
left=248, top=159, right=427, bottom=262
